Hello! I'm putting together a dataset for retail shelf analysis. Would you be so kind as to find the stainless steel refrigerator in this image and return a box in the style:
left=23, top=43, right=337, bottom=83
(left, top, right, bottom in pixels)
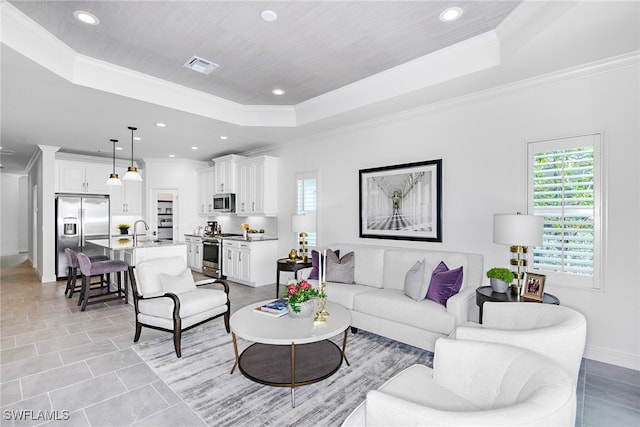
left=55, top=194, right=110, bottom=279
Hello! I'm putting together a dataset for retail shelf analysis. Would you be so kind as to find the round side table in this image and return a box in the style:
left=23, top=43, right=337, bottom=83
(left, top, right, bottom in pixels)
left=275, top=258, right=312, bottom=298
left=475, top=286, right=559, bottom=324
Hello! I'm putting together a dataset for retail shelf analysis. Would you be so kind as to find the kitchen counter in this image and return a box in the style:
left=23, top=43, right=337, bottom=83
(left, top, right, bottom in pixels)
left=88, top=238, right=183, bottom=250
left=222, top=235, right=278, bottom=242
left=87, top=238, right=187, bottom=267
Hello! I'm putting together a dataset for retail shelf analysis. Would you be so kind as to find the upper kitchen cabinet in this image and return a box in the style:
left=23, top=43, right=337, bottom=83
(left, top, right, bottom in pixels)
left=213, top=154, right=246, bottom=194
left=56, top=160, right=111, bottom=195
left=197, top=166, right=215, bottom=215
left=109, top=167, right=142, bottom=215
left=237, top=156, right=279, bottom=216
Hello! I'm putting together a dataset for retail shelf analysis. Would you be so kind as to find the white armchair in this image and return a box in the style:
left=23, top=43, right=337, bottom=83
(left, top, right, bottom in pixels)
left=129, top=256, right=230, bottom=357
left=342, top=339, right=574, bottom=426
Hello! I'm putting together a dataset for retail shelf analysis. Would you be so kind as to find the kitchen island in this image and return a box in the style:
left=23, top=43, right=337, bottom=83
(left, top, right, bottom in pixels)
left=87, top=237, right=187, bottom=266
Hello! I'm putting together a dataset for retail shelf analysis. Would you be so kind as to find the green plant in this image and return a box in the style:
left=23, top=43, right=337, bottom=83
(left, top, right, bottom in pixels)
left=282, top=279, right=319, bottom=312
left=117, top=223, right=130, bottom=231
left=486, top=267, right=515, bottom=283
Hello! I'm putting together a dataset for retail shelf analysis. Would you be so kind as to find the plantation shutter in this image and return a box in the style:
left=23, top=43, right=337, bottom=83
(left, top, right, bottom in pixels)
left=527, top=133, right=602, bottom=289
left=296, top=172, right=317, bottom=247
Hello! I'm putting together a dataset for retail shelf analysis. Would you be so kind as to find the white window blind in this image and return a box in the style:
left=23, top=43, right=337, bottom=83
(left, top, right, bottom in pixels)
left=527, top=133, right=602, bottom=289
left=296, top=172, right=317, bottom=247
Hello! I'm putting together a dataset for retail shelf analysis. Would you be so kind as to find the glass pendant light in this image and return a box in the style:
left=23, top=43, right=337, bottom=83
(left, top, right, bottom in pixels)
left=122, top=126, right=143, bottom=182
left=105, top=139, right=123, bottom=186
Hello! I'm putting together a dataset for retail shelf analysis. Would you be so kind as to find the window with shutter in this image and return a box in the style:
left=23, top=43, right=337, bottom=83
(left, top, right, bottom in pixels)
left=296, top=172, right=317, bottom=247
left=527, top=133, right=602, bottom=289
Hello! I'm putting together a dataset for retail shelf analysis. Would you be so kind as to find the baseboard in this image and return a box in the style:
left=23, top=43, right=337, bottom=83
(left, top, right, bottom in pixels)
left=584, top=344, right=640, bottom=371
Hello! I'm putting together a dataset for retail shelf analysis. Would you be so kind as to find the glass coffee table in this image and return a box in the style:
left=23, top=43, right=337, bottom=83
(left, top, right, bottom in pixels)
left=230, top=300, right=351, bottom=407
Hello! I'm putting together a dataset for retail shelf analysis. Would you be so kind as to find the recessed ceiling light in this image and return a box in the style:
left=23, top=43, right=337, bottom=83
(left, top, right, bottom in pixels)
left=272, top=88, right=285, bottom=96
left=440, top=7, right=463, bottom=22
left=133, top=137, right=142, bottom=141
left=73, top=10, right=100, bottom=25
left=169, top=154, right=175, bottom=158
left=219, top=136, right=228, bottom=140
left=156, top=122, right=166, bottom=127
left=191, top=146, right=198, bottom=150
left=116, top=147, right=123, bottom=151
left=261, top=10, right=278, bottom=22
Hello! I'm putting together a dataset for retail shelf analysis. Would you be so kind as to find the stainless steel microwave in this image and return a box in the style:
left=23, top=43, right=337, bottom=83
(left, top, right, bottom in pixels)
left=213, top=193, right=236, bottom=213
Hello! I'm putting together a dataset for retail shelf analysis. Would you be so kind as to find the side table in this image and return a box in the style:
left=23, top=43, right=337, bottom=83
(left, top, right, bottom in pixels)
left=275, top=258, right=312, bottom=298
left=475, top=286, right=560, bottom=324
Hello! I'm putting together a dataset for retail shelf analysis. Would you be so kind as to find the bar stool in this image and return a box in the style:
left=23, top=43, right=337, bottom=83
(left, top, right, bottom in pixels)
left=76, top=252, right=129, bottom=311
left=64, top=248, right=109, bottom=298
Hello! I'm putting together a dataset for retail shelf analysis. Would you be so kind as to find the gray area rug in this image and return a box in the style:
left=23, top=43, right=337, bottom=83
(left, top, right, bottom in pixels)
left=133, top=321, right=433, bottom=427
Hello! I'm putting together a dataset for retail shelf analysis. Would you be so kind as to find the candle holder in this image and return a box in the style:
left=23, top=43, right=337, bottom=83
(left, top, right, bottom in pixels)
left=314, top=280, right=330, bottom=322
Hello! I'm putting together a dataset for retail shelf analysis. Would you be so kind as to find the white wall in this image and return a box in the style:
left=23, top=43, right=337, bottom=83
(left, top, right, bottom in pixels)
left=0, top=173, right=27, bottom=255
left=270, top=59, right=639, bottom=370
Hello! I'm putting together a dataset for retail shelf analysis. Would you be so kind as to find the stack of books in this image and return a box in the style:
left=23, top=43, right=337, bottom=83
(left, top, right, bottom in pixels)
left=254, top=298, right=288, bottom=317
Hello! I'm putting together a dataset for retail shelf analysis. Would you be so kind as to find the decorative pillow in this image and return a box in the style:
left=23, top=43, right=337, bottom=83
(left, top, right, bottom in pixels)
left=160, top=268, right=197, bottom=295
left=325, top=250, right=355, bottom=284
left=404, top=259, right=426, bottom=301
left=425, top=261, right=464, bottom=306
left=309, top=249, right=340, bottom=280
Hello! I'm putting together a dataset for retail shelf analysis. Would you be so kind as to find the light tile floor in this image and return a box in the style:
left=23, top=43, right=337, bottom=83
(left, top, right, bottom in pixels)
left=1, top=254, right=639, bottom=426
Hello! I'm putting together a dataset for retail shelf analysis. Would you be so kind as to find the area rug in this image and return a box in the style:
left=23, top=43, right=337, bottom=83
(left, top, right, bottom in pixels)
left=133, top=321, right=433, bottom=427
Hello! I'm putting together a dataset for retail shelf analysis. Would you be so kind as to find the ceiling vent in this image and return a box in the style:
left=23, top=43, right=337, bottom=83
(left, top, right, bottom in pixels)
left=183, top=55, right=219, bottom=75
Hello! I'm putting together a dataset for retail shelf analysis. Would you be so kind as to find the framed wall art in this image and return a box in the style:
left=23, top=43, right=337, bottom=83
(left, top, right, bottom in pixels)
left=359, top=159, right=442, bottom=242
left=522, top=272, right=546, bottom=301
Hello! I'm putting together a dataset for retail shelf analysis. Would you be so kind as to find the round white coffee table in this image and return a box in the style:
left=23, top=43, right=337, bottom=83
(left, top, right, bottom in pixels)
left=230, top=300, right=351, bottom=407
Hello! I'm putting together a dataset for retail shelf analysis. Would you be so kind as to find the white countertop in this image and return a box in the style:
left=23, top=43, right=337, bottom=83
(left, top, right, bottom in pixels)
left=87, top=238, right=186, bottom=250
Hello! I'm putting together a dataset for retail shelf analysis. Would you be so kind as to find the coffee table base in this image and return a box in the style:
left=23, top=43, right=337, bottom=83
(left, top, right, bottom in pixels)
left=231, top=333, right=349, bottom=407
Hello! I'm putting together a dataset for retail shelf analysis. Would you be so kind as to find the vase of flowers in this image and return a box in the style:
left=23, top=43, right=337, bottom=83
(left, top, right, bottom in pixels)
left=283, top=279, right=318, bottom=318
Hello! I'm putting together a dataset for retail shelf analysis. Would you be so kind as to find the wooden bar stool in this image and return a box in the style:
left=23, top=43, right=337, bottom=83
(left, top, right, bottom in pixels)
left=64, top=248, right=109, bottom=298
left=76, top=252, right=129, bottom=311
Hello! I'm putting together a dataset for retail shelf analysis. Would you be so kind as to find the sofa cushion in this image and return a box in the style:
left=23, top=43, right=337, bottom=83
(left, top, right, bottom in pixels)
left=383, top=249, right=435, bottom=292
left=326, top=282, right=373, bottom=309
left=326, top=250, right=355, bottom=284
left=308, top=249, right=339, bottom=280
left=426, top=261, right=463, bottom=306
left=353, top=289, right=456, bottom=335
left=135, top=256, right=188, bottom=297
left=403, top=259, right=426, bottom=301
left=160, top=268, right=197, bottom=295
left=330, top=244, right=385, bottom=288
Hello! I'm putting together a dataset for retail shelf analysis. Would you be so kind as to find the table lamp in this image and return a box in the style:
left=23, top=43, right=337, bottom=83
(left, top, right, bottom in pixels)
left=493, top=213, right=543, bottom=295
left=291, top=214, right=316, bottom=262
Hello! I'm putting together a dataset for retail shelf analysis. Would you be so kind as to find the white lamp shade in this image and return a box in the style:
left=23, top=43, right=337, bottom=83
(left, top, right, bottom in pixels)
left=291, top=214, right=316, bottom=233
left=105, top=176, right=123, bottom=186
left=493, top=213, right=543, bottom=246
left=122, top=168, right=143, bottom=182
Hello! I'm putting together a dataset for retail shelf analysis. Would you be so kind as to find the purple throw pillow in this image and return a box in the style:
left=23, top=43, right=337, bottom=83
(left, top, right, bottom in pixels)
left=309, top=249, right=340, bottom=280
left=425, top=261, right=464, bottom=306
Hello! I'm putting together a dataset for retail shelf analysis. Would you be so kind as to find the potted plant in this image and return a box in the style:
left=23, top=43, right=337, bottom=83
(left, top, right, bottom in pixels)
left=486, top=267, right=515, bottom=293
left=282, top=279, right=319, bottom=318
left=117, top=224, right=131, bottom=235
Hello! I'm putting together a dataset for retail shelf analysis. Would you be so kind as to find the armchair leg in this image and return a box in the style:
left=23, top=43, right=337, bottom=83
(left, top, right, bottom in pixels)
left=133, top=322, right=142, bottom=342
left=224, top=311, right=230, bottom=333
left=173, top=329, right=182, bottom=358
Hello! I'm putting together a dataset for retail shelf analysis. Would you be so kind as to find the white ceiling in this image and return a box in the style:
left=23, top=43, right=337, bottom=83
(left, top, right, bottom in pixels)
left=1, top=1, right=638, bottom=175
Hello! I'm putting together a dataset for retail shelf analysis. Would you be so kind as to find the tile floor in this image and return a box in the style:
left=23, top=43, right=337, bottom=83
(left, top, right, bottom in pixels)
left=1, top=254, right=639, bottom=426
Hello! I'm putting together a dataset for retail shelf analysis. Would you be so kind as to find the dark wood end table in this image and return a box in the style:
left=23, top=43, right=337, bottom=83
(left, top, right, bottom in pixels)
left=276, top=258, right=312, bottom=298
left=475, top=286, right=560, bottom=324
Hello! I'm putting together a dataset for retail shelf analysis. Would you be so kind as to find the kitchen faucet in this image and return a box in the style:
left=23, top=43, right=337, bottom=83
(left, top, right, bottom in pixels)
left=133, top=219, right=149, bottom=246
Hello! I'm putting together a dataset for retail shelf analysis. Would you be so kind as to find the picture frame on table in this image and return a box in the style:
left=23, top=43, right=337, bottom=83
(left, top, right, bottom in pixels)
left=522, top=272, right=546, bottom=301
left=359, top=159, right=442, bottom=242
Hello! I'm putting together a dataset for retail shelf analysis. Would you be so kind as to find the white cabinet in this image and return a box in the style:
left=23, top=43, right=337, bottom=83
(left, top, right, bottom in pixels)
left=109, top=167, right=142, bottom=214
left=197, top=167, right=215, bottom=215
left=236, top=156, right=278, bottom=216
left=185, top=236, right=203, bottom=272
left=56, top=160, right=111, bottom=194
left=222, top=239, right=277, bottom=286
left=213, top=154, right=245, bottom=194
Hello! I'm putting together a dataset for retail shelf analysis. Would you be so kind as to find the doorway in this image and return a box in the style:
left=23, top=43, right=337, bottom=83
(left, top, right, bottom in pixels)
left=150, top=189, right=178, bottom=241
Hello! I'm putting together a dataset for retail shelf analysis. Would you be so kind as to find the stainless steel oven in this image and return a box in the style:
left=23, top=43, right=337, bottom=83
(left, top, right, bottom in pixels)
left=202, top=238, right=222, bottom=278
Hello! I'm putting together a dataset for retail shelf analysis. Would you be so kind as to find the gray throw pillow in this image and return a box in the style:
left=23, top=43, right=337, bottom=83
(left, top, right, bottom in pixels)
left=326, top=250, right=355, bottom=284
left=160, top=268, right=197, bottom=294
left=404, top=259, right=426, bottom=300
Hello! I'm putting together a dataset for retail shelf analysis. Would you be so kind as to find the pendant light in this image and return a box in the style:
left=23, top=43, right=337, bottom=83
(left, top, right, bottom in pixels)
left=105, top=138, right=122, bottom=186
left=122, top=126, right=143, bottom=182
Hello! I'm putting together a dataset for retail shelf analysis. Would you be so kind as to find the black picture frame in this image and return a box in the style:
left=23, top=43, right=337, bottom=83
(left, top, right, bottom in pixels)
left=359, top=159, right=442, bottom=242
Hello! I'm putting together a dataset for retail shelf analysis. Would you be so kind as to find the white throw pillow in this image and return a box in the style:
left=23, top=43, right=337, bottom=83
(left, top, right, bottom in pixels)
left=404, top=259, right=426, bottom=300
left=160, top=268, right=197, bottom=295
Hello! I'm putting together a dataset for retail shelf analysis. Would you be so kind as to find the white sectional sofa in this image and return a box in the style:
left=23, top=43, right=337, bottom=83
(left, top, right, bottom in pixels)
left=308, top=243, right=484, bottom=352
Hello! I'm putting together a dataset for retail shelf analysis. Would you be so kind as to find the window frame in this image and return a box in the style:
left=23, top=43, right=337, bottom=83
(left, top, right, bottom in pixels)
left=295, top=171, right=318, bottom=248
left=525, top=132, right=604, bottom=290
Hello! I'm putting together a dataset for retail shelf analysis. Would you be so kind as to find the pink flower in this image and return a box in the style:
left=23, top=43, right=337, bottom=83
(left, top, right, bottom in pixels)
left=288, top=286, right=297, bottom=296
left=299, top=280, right=310, bottom=290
